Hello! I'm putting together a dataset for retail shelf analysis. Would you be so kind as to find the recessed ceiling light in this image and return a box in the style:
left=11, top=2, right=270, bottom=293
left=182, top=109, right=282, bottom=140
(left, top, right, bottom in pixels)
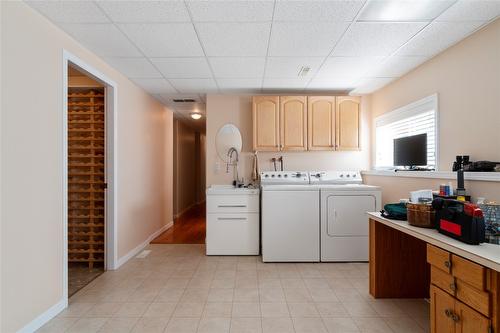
left=358, top=0, right=454, bottom=22
left=191, top=113, right=202, bottom=120
left=298, top=66, right=311, bottom=77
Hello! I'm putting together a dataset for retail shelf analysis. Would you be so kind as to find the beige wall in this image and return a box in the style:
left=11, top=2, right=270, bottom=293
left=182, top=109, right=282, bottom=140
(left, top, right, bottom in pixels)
left=173, top=119, right=201, bottom=217
left=0, top=2, right=173, bottom=332
left=206, top=94, right=371, bottom=186
left=366, top=19, right=500, bottom=204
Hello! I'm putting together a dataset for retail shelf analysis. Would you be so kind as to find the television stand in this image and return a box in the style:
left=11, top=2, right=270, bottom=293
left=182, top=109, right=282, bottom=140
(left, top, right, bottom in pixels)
left=395, top=166, right=435, bottom=172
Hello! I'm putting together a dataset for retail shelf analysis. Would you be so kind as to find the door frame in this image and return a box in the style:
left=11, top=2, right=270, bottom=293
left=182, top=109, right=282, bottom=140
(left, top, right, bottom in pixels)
left=62, top=50, right=118, bottom=303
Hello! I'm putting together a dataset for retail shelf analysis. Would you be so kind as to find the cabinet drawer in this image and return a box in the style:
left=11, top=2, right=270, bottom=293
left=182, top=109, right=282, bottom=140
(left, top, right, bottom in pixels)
left=207, top=195, right=259, bottom=213
left=427, top=244, right=452, bottom=274
left=451, top=254, right=486, bottom=291
left=431, top=266, right=456, bottom=296
left=206, top=213, right=259, bottom=255
left=455, top=279, right=490, bottom=317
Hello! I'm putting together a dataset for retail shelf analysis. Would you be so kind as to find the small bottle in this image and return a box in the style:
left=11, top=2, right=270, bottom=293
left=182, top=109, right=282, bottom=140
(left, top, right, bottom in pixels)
left=447, top=182, right=454, bottom=196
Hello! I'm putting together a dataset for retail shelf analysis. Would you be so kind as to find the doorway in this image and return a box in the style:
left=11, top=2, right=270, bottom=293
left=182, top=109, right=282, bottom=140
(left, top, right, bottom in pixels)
left=152, top=117, right=206, bottom=244
left=63, top=51, right=118, bottom=300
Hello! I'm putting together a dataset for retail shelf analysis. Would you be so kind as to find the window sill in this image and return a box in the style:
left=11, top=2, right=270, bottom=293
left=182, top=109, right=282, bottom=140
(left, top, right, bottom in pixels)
left=362, top=170, right=500, bottom=182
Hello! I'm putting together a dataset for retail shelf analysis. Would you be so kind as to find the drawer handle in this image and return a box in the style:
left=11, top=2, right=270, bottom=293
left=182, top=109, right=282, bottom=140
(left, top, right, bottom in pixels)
left=444, top=309, right=452, bottom=317
left=449, top=283, right=457, bottom=292
left=444, top=260, right=451, bottom=269
left=217, top=205, right=247, bottom=208
left=217, top=217, right=247, bottom=221
left=451, top=313, right=460, bottom=323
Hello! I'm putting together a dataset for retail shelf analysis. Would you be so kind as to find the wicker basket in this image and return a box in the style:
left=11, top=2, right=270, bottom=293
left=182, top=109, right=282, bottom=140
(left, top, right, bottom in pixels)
left=407, top=203, right=435, bottom=228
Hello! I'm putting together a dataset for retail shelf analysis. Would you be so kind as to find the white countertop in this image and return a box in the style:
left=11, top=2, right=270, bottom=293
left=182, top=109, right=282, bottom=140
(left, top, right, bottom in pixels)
left=368, top=212, right=500, bottom=272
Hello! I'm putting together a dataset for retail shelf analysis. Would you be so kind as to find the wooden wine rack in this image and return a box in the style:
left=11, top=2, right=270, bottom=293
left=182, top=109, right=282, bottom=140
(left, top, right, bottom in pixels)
left=68, top=87, right=105, bottom=268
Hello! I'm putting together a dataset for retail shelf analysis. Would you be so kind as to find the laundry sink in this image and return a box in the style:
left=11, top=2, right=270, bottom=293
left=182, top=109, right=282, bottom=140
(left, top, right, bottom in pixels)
left=206, top=184, right=259, bottom=195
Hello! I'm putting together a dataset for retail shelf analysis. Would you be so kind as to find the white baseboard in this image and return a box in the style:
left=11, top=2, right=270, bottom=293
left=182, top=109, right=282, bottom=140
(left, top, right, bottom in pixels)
left=115, top=221, right=173, bottom=269
left=18, top=298, right=67, bottom=333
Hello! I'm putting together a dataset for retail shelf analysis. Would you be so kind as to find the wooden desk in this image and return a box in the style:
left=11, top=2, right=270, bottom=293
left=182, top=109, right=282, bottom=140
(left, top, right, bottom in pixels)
left=368, top=212, right=500, bottom=333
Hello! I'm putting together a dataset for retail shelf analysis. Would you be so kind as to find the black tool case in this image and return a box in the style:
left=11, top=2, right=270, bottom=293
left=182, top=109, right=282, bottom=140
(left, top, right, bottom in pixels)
left=432, top=198, right=486, bottom=245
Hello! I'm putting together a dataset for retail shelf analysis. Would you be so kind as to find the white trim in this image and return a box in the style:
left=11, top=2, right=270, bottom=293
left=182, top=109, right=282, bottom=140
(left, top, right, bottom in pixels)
left=115, top=222, right=173, bottom=269
left=62, top=49, right=119, bottom=309
left=373, top=93, right=439, bottom=170
left=362, top=170, right=500, bottom=182
left=17, top=299, right=67, bottom=333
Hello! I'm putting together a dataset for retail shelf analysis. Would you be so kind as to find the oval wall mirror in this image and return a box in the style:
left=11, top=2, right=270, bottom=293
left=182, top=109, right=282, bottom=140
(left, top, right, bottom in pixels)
left=216, top=123, right=242, bottom=161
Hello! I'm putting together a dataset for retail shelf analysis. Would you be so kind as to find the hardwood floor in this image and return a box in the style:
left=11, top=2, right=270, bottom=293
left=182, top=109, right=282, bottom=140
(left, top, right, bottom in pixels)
left=151, top=203, right=206, bottom=244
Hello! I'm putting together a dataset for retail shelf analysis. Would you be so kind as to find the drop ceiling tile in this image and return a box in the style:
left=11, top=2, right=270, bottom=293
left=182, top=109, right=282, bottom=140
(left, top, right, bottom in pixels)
left=209, top=57, right=266, bottom=78
left=396, top=21, right=485, bottom=56
left=316, top=56, right=385, bottom=79
left=269, top=22, right=350, bottom=56
left=151, top=58, right=212, bottom=78
left=61, top=24, right=141, bottom=57
left=96, top=0, right=190, bottom=22
left=332, top=22, right=426, bottom=56
left=169, top=78, right=219, bottom=93
left=132, top=78, right=177, bottom=94
left=437, top=0, right=500, bottom=21
left=274, top=0, right=364, bottom=21
left=195, top=22, right=271, bottom=56
left=187, top=1, right=274, bottom=22
left=350, top=77, right=395, bottom=94
left=104, top=57, right=162, bottom=78
left=308, top=77, right=359, bottom=90
left=263, top=78, right=310, bottom=89
left=265, top=57, right=324, bottom=78
left=26, top=1, right=109, bottom=23
left=358, top=0, right=455, bottom=22
left=367, top=56, right=428, bottom=77
left=119, top=23, right=204, bottom=57
left=216, top=78, right=263, bottom=90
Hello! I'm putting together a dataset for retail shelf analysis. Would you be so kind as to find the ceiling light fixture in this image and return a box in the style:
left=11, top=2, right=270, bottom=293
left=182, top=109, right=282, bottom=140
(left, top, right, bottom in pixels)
left=190, top=113, right=202, bottom=120
left=298, top=66, right=311, bottom=77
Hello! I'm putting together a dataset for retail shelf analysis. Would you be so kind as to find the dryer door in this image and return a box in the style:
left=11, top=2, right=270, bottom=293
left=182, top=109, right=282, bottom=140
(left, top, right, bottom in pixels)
left=327, top=195, right=376, bottom=236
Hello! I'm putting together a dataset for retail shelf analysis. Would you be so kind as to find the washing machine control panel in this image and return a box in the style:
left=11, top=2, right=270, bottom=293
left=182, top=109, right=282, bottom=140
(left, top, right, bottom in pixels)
left=309, top=171, right=362, bottom=184
left=260, top=171, right=309, bottom=184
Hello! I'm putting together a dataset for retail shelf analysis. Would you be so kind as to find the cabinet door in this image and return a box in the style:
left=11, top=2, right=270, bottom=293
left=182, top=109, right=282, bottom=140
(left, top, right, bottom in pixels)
left=454, top=300, right=490, bottom=333
left=280, top=96, right=307, bottom=151
left=430, top=285, right=456, bottom=333
left=308, top=96, right=335, bottom=151
left=336, top=96, right=361, bottom=151
left=253, top=96, right=280, bottom=151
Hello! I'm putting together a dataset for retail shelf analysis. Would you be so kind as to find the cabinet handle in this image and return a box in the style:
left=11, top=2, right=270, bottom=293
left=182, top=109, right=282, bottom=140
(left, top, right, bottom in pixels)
left=218, top=205, right=247, bottom=208
left=444, top=309, right=452, bottom=317
left=451, top=313, right=460, bottom=323
left=444, top=260, right=451, bottom=269
left=217, top=217, right=247, bottom=221
left=449, top=283, right=457, bottom=292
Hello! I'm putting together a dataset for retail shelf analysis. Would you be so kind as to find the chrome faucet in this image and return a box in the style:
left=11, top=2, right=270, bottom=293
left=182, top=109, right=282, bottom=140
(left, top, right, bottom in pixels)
left=227, top=147, right=242, bottom=187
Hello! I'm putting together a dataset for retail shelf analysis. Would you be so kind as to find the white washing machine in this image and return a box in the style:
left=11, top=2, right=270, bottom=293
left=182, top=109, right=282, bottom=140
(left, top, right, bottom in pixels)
left=311, top=171, right=381, bottom=262
left=260, top=171, right=320, bottom=262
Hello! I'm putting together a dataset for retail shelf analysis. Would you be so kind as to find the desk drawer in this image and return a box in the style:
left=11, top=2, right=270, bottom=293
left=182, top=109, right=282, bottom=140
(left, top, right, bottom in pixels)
left=431, top=266, right=456, bottom=296
left=427, top=244, right=451, bottom=274
left=456, top=278, right=490, bottom=317
left=451, top=254, right=486, bottom=291
left=207, top=194, right=259, bottom=213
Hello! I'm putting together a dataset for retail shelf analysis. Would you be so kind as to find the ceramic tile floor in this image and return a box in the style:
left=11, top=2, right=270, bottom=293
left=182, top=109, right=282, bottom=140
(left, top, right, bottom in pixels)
left=38, top=244, right=430, bottom=333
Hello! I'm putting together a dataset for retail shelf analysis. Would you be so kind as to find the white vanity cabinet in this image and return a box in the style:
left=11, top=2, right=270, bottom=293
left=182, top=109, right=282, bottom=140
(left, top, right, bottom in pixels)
left=206, top=186, right=260, bottom=255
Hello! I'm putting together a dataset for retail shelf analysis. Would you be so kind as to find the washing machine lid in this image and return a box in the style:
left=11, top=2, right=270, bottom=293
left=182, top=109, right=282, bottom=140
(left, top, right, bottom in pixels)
left=261, top=184, right=318, bottom=191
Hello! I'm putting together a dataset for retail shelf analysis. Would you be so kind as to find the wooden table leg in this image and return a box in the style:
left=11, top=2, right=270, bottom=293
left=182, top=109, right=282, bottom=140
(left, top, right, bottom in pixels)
left=369, top=218, right=430, bottom=298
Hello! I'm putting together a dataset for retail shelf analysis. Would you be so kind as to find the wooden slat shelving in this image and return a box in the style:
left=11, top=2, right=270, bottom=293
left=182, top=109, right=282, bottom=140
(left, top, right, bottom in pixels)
left=67, top=87, right=105, bottom=268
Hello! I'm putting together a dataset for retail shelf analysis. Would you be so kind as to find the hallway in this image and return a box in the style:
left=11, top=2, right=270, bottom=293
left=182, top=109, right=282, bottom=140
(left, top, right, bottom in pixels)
left=152, top=205, right=206, bottom=245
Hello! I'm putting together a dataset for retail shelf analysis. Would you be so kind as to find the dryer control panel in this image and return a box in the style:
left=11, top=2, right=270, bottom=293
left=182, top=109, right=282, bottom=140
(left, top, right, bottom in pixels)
left=309, top=171, right=362, bottom=184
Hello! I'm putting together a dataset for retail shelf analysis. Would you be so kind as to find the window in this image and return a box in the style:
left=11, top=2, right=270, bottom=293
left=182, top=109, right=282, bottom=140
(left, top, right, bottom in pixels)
left=374, top=94, right=438, bottom=169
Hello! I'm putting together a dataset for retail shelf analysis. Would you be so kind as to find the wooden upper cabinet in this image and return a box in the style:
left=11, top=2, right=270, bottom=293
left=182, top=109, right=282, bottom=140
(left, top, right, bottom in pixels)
left=280, top=96, right=307, bottom=151
left=307, top=96, right=335, bottom=151
left=253, top=96, right=280, bottom=151
left=336, top=96, right=361, bottom=151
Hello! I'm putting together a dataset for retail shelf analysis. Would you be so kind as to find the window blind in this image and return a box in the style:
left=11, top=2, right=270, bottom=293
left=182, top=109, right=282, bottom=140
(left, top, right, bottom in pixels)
left=375, top=95, right=438, bottom=169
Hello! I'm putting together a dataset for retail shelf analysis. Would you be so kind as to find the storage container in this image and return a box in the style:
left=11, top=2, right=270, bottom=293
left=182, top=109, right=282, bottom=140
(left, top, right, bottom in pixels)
left=407, top=202, right=435, bottom=228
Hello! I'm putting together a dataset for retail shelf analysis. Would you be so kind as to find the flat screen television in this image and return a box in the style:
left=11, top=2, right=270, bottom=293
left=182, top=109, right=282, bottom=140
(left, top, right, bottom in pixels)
left=394, top=133, right=427, bottom=168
